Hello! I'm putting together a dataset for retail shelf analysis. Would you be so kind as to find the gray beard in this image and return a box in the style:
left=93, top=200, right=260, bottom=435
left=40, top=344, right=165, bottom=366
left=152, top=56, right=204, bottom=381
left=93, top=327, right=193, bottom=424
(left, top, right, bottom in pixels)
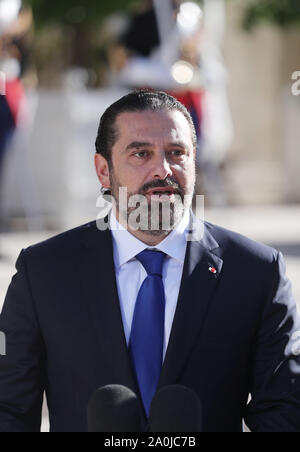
left=115, top=193, right=191, bottom=237
left=109, top=169, right=194, bottom=236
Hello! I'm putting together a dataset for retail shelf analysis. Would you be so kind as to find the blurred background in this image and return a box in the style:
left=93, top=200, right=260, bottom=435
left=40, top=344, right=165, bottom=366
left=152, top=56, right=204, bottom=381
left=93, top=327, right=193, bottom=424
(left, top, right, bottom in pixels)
left=0, top=0, right=300, bottom=431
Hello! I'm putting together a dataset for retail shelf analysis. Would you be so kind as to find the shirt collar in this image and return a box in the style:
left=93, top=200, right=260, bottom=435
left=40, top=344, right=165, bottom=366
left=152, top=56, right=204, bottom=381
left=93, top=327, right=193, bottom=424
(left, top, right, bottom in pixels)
left=109, top=208, right=191, bottom=269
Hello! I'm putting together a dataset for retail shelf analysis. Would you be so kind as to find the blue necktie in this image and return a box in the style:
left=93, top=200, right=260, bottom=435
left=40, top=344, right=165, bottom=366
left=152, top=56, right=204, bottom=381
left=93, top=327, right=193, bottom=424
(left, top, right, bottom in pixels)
left=129, top=249, right=166, bottom=416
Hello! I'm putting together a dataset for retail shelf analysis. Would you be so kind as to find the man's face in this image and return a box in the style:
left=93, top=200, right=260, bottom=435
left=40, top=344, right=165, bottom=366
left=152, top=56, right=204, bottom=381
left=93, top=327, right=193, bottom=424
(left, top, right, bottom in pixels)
left=99, top=109, right=196, bottom=237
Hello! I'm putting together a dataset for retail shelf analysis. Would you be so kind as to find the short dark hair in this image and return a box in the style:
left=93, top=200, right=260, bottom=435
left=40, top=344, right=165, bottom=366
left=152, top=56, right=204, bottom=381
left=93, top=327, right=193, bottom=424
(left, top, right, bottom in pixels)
left=95, top=89, right=197, bottom=165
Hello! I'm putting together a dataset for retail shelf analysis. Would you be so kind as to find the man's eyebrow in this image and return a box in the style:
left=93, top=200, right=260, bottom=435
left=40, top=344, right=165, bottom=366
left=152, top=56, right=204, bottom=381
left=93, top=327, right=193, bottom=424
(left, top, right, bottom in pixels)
left=124, top=141, right=188, bottom=153
left=166, top=141, right=186, bottom=149
left=125, top=142, right=153, bottom=152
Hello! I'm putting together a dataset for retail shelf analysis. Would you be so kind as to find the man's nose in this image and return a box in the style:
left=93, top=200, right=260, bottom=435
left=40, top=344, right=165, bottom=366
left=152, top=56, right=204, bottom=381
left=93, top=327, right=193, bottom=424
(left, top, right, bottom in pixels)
left=152, top=153, right=172, bottom=180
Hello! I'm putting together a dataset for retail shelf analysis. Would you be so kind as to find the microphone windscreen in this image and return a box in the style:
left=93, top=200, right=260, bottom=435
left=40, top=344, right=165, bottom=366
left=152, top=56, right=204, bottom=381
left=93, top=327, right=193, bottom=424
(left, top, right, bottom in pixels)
left=149, top=385, right=202, bottom=432
left=87, top=384, right=145, bottom=432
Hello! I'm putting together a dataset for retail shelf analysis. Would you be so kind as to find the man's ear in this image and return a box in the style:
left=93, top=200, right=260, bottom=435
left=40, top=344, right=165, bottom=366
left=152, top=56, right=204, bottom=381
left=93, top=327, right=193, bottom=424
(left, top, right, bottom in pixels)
left=94, top=153, right=111, bottom=189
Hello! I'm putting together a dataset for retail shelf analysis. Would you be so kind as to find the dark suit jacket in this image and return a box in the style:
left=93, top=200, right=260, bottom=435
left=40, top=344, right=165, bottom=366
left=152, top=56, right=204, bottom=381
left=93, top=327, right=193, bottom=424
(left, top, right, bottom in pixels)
left=0, top=217, right=300, bottom=432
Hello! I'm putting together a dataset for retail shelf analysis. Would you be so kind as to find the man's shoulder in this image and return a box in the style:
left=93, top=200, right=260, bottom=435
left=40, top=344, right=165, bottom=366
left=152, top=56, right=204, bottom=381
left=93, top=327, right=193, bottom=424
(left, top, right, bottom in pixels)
left=204, top=221, right=279, bottom=264
left=21, top=220, right=103, bottom=260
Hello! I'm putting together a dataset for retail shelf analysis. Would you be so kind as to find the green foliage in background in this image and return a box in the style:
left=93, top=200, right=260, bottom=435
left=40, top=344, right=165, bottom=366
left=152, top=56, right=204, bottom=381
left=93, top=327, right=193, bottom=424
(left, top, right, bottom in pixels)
left=23, top=0, right=138, bottom=28
left=244, top=0, right=300, bottom=30
left=23, top=0, right=300, bottom=31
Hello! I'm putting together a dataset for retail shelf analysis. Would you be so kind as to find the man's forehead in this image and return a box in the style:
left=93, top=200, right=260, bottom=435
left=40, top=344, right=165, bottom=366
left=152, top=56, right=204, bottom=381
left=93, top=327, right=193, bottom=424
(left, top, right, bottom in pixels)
left=115, top=109, right=192, bottom=141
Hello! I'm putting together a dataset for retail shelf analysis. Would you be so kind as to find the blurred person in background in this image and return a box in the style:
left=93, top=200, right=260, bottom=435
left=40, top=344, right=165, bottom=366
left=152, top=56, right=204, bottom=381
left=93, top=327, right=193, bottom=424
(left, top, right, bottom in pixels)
left=111, top=0, right=233, bottom=206
left=0, top=1, right=31, bottom=233
left=121, top=0, right=160, bottom=60
left=0, top=39, right=25, bottom=172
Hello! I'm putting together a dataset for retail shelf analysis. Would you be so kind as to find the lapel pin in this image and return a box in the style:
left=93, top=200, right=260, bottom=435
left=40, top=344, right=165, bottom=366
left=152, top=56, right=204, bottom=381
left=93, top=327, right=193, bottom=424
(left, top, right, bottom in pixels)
left=209, top=266, right=217, bottom=275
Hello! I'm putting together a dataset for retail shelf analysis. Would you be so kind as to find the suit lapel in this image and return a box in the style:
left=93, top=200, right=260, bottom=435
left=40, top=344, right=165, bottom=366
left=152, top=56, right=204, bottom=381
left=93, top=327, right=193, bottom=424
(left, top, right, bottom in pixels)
left=158, top=217, right=223, bottom=388
left=80, top=221, right=139, bottom=394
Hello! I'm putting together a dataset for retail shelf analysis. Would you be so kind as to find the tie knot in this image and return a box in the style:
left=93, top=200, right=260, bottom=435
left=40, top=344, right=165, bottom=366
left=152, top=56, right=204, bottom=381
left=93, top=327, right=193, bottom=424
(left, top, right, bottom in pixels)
left=136, top=249, right=166, bottom=277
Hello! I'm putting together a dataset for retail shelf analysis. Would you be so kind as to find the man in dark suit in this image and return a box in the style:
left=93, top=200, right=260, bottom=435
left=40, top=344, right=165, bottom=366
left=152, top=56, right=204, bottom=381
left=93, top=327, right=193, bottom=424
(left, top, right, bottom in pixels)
left=0, top=90, right=300, bottom=432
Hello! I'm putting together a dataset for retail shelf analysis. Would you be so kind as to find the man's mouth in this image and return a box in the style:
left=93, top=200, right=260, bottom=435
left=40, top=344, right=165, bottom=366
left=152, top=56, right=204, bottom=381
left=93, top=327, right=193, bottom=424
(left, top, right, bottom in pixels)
left=145, top=187, right=178, bottom=198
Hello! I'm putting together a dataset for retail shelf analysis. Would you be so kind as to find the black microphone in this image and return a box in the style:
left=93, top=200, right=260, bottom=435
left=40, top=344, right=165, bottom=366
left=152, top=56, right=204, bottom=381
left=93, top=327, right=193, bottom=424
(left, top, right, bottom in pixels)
left=87, top=384, right=146, bottom=432
left=148, top=385, right=202, bottom=432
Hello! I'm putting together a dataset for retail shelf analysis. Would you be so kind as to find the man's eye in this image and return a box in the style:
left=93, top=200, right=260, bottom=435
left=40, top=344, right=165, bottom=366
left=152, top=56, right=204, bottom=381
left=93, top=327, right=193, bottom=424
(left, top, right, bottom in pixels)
left=170, top=150, right=185, bottom=157
left=134, top=151, right=148, bottom=158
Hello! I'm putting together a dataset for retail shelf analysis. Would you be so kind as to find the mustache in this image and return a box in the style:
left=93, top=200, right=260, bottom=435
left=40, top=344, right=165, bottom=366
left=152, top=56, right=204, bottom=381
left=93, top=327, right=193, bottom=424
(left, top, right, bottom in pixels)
left=139, top=178, right=183, bottom=196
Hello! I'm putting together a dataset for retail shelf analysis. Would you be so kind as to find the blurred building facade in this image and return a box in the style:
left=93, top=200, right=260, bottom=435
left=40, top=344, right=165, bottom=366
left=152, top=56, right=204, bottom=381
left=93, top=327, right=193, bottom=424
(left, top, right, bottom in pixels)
left=224, top=0, right=300, bottom=205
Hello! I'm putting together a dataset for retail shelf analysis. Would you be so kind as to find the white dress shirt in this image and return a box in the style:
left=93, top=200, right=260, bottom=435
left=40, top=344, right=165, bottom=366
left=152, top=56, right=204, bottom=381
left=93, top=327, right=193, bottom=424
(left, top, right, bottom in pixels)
left=110, top=208, right=191, bottom=361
